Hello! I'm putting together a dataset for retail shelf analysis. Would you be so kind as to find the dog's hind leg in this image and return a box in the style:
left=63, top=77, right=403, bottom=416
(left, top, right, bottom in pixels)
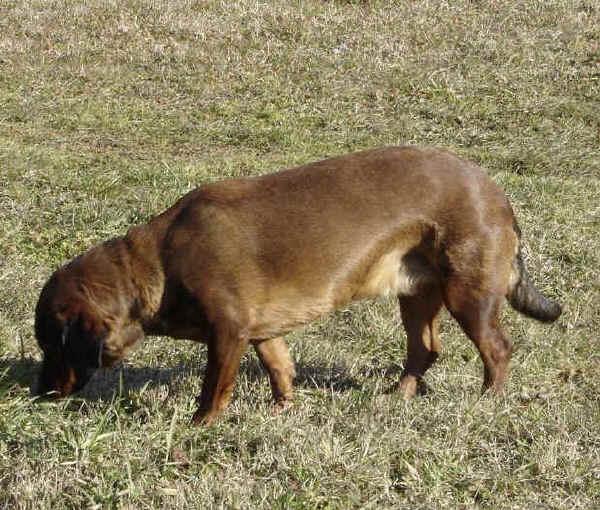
left=395, top=285, right=443, bottom=399
left=443, top=279, right=513, bottom=393
left=253, top=337, right=296, bottom=412
left=192, top=324, right=249, bottom=426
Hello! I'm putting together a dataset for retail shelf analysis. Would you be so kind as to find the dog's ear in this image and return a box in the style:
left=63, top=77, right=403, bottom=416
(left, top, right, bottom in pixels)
left=63, top=312, right=106, bottom=369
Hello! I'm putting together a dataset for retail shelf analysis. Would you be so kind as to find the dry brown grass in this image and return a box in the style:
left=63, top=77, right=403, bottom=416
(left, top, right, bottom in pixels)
left=1, top=1, right=599, bottom=508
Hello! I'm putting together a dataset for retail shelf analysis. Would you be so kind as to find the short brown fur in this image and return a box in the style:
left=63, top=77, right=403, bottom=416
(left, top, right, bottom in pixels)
left=34, top=146, right=561, bottom=425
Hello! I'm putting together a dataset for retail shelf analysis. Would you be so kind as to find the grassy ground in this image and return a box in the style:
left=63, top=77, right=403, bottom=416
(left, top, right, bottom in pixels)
left=1, top=0, right=599, bottom=508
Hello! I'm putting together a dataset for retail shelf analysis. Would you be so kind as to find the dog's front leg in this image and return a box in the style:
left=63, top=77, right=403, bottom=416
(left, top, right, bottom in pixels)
left=253, top=337, right=296, bottom=413
left=192, top=326, right=248, bottom=426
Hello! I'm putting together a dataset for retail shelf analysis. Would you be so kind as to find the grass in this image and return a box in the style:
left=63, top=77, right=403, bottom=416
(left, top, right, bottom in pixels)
left=0, top=0, right=599, bottom=507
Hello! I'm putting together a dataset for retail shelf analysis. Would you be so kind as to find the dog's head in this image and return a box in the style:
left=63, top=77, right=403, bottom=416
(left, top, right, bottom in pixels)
left=34, top=267, right=110, bottom=397
left=34, top=246, right=145, bottom=398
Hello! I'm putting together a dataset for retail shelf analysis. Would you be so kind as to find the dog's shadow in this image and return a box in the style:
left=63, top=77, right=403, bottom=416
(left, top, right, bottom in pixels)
left=0, top=355, right=367, bottom=402
left=0, top=357, right=194, bottom=401
left=0, top=357, right=39, bottom=391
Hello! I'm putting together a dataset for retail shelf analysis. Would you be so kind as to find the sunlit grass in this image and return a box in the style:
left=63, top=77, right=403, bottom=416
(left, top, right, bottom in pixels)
left=0, top=0, right=598, bottom=507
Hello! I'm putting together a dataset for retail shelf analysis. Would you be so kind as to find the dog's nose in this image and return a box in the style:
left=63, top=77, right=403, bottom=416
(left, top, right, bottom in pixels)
left=33, top=380, right=61, bottom=399
left=32, top=378, right=43, bottom=397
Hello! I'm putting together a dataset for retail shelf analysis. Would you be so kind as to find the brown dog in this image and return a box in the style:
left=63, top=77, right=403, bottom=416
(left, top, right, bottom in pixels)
left=35, top=146, right=561, bottom=425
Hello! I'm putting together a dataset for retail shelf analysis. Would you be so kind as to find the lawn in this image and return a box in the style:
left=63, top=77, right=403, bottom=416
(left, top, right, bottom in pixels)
left=0, top=0, right=598, bottom=508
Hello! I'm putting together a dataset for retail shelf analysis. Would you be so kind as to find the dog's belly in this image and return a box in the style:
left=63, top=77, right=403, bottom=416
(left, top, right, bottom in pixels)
left=354, top=249, right=435, bottom=300
left=247, top=249, right=437, bottom=339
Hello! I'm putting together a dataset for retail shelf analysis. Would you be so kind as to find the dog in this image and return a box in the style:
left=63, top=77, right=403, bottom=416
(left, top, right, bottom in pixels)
left=35, top=146, right=562, bottom=425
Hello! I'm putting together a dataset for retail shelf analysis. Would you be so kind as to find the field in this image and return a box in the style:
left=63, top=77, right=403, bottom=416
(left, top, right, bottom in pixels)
left=1, top=0, right=599, bottom=508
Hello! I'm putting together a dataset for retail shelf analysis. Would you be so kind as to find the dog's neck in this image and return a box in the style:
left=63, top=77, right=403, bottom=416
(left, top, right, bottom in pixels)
left=122, top=225, right=166, bottom=325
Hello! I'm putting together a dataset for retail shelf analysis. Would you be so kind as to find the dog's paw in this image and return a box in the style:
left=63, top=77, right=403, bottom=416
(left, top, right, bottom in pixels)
left=191, top=408, right=219, bottom=427
left=384, top=375, right=429, bottom=400
left=271, top=398, right=294, bottom=415
left=397, top=376, right=419, bottom=400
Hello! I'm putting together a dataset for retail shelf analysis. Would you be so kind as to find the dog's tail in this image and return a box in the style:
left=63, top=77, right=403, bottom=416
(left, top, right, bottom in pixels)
left=506, top=224, right=562, bottom=323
